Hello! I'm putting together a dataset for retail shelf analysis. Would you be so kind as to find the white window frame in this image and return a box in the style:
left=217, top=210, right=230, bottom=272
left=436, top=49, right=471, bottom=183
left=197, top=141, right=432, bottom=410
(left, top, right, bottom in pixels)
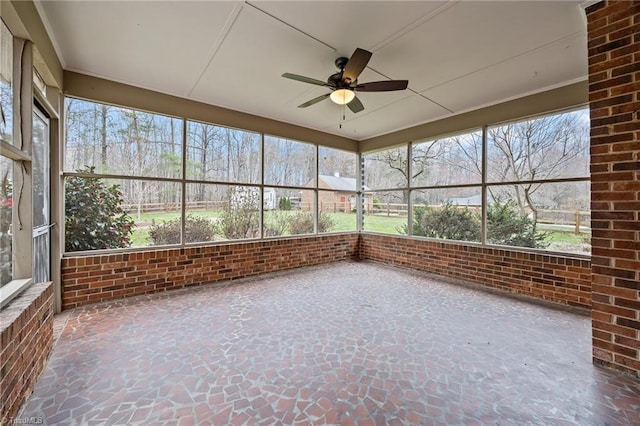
left=0, top=32, right=34, bottom=308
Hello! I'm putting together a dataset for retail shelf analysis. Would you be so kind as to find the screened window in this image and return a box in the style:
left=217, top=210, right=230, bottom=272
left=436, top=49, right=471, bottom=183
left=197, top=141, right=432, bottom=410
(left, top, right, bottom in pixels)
left=0, top=156, right=12, bottom=286
left=185, top=183, right=260, bottom=243
left=64, top=98, right=182, bottom=178
left=264, top=136, right=315, bottom=187
left=362, top=190, right=407, bottom=234
left=362, top=108, right=590, bottom=254
left=486, top=109, right=590, bottom=253
left=412, top=130, right=482, bottom=187
left=363, top=146, right=407, bottom=190
left=1, top=23, right=36, bottom=308
left=33, top=109, right=49, bottom=228
left=487, top=110, right=589, bottom=182
left=411, top=188, right=482, bottom=243
left=186, top=121, right=260, bottom=184
left=0, top=22, right=15, bottom=290
left=63, top=98, right=358, bottom=252
left=0, top=21, right=12, bottom=145
left=318, top=146, right=358, bottom=233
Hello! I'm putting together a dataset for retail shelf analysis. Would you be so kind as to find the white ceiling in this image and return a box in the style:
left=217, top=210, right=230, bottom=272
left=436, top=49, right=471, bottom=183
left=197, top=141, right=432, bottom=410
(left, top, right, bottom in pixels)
left=35, top=1, right=588, bottom=141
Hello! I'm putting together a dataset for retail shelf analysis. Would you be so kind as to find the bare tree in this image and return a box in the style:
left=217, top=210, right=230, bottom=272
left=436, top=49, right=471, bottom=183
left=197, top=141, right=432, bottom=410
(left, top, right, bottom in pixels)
left=488, top=112, right=588, bottom=223
left=264, top=137, right=314, bottom=187
left=319, top=147, right=356, bottom=178
left=365, top=143, right=446, bottom=203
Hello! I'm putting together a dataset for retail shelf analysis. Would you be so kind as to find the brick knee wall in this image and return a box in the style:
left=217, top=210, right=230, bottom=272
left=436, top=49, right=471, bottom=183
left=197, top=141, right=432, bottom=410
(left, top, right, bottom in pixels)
left=360, top=233, right=591, bottom=309
left=0, top=282, right=54, bottom=425
left=62, top=232, right=592, bottom=311
left=61, top=234, right=360, bottom=310
left=587, top=0, right=640, bottom=376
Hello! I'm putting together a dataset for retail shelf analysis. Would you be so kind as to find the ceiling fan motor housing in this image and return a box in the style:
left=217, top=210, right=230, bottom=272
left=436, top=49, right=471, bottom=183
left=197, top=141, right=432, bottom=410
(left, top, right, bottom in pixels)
left=328, top=72, right=349, bottom=88
left=334, top=57, right=349, bottom=70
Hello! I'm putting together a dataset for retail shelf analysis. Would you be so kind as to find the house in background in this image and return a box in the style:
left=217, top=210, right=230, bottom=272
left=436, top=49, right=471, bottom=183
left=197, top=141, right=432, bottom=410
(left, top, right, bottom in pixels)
left=447, top=195, right=483, bottom=207
left=302, top=173, right=372, bottom=212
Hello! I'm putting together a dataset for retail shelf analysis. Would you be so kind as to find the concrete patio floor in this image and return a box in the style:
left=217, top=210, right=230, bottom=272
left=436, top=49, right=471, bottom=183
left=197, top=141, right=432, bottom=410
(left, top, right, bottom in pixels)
left=18, top=261, right=640, bottom=425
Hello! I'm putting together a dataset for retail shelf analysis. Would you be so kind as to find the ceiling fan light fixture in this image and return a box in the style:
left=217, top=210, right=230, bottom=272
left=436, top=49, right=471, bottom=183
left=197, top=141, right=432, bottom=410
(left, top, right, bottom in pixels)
left=330, top=89, right=355, bottom=105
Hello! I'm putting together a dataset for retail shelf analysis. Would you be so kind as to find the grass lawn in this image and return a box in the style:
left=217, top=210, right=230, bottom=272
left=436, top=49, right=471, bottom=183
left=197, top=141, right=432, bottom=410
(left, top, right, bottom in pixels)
left=131, top=228, right=151, bottom=247
left=363, top=214, right=406, bottom=234
left=127, top=210, right=590, bottom=253
left=129, top=210, right=358, bottom=246
left=320, top=212, right=357, bottom=232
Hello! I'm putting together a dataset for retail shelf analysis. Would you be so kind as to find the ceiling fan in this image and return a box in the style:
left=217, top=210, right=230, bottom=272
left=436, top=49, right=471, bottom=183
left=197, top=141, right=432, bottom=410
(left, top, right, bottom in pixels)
left=282, top=48, right=408, bottom=114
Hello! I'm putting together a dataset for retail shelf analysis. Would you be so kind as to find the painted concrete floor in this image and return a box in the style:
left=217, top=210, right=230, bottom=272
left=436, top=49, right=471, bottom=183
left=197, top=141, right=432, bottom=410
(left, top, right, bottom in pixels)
left=19, top=261, right=640, bottom=425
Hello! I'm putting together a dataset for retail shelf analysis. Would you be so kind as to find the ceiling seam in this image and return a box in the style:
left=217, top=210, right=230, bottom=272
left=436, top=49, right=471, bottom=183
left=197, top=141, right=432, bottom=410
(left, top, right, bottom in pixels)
left=187, top=2, right=244, bottom=97
left=366, top=66, right=454, bottom=113
left=368, top=1, right=459, bottom=53
left=245, top=1, right=336, bottom=52
left=418, top=31, right=587, bottom=95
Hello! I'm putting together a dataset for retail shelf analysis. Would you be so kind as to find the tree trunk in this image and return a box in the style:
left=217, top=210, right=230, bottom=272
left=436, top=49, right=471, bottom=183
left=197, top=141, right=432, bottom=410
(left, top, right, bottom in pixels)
left=100, top=105, right=108, bottom=167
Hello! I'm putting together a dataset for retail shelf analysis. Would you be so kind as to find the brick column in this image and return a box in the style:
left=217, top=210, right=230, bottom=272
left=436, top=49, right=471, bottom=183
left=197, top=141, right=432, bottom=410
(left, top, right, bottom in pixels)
left=587, top=0, right=640, bottom=376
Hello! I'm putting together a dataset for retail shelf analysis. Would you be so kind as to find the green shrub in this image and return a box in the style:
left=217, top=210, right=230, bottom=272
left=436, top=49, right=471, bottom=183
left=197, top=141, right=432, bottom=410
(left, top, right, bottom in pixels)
left=372, top=197, right=383, bottom=212
left=219, top=205, right=260, bottom=239
left=487, top=198, right=548, bottom=249
left=406, top=203, right=480, bottom=242
left=65, top=167, right=134, bottom=251
left=149, top=215, right=217, bottom=245
left=278, top=197, right=292, bottom=210
left=288, top=211, right=334, bottom=234
left=404, top=199, right=548, bottom=249
left=264, top=212, right=288, bottom=237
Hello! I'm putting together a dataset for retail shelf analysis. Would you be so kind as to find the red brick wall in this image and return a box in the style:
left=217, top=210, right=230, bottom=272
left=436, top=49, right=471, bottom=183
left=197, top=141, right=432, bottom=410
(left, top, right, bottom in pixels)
left=360, top=234, right=591, bottom=309
left=587, top=0, right=640, bottom=376
left=0, top=283, right=54, bottom=425
left=62, top=234, right=360, bottom=310
left=61, top=231, right=592, bottom=311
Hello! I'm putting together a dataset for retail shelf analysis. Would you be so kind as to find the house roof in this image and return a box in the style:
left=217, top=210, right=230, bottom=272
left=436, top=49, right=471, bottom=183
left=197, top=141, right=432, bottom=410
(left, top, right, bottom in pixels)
left=319, top=175, right=369, bottom=192
left=447, top=195, right=482, bottom=206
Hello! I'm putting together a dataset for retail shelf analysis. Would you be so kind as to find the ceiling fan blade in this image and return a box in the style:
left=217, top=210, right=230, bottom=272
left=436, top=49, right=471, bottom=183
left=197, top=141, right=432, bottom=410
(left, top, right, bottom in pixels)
left=347, top=96, right=364, bottom=114
left=355, top=80, right=409, bottom=92
left=282, top=73, right=328, bottom=87
left=342, top=48, right=372, bottom=84
left=297, top=93, right=330, bottom=108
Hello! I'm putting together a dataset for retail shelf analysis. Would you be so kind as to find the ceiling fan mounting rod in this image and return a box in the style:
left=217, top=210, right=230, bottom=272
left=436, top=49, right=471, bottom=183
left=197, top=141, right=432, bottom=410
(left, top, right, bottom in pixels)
left=335, top=56, right=349, bottom=70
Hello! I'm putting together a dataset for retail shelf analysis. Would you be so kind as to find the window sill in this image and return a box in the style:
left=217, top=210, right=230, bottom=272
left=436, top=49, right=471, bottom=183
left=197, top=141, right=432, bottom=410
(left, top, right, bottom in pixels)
left=0, top=278, right=33, bottom=309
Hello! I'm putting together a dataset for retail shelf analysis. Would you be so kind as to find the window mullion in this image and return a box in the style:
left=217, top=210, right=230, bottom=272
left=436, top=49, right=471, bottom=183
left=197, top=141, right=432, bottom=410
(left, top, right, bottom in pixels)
left=481, top=125, right=488, bottom=246
left=180, top=118, right=187, bottom=246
